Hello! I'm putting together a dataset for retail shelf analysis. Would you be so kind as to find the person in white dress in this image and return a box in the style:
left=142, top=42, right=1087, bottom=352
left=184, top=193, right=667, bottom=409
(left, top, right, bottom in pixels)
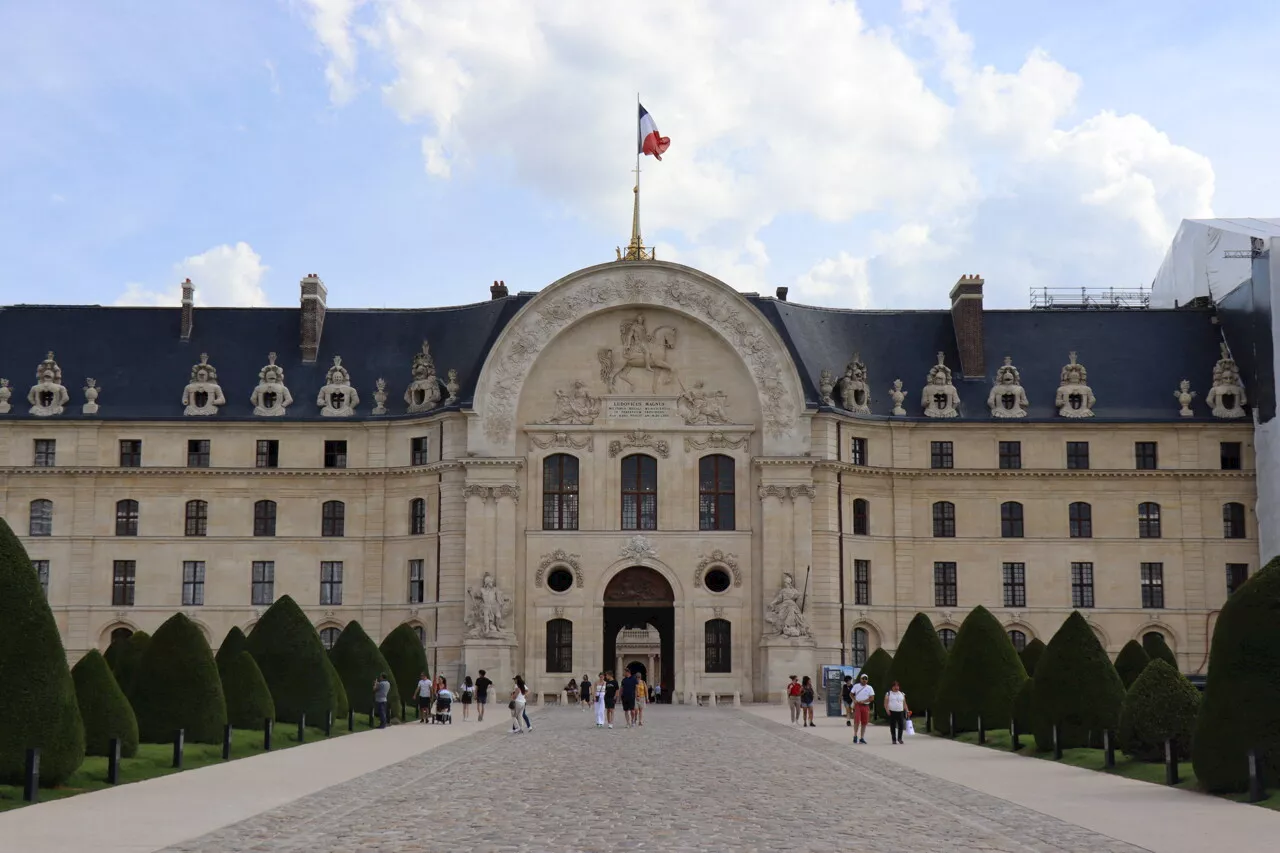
left=594, top=671, right=607, bottom=728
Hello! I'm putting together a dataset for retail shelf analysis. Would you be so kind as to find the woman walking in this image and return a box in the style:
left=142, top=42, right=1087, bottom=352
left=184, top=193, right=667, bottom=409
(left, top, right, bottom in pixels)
left=580, top=675, right=593, bottom=709
left=510, top=675, right=531, bottom=734
left=460, top=675, right=475, bottom=721
left=799, top=676, right=816, bottom=727
left=593, top=672, right=607, bottom=727
left=634, top=676, right=647, bottom=726
left=884, top=680, right=911, bottom=744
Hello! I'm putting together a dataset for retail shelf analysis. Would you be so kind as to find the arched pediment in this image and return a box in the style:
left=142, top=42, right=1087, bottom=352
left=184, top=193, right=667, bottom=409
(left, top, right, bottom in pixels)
left=469, top=261, right=807, bottom=455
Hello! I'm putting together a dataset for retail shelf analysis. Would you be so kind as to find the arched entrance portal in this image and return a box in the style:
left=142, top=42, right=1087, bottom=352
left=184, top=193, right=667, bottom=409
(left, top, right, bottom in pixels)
left=603, top=567, right=674, bottom=703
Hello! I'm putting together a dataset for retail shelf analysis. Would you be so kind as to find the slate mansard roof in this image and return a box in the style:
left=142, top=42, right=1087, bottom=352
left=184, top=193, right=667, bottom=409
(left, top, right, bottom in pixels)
left=0, top=276, right=1231, bottom=423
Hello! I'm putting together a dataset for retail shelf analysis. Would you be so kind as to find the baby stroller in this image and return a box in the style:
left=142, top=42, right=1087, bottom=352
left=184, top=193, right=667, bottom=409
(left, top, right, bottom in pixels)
left=433, top=693, right=453, bottom=724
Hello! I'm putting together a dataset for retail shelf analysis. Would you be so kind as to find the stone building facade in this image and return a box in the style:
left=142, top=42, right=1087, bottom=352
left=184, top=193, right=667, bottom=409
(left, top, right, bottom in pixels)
left=0, top=260, right=1259, bottom=701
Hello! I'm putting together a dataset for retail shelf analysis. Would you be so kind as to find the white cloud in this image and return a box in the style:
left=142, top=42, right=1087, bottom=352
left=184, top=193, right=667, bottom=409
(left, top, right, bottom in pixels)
left=301, top=0, right=365, bottom=105
left=115, top=242, right=270, bottom=307
left=794, top=252, right=872, bottom=308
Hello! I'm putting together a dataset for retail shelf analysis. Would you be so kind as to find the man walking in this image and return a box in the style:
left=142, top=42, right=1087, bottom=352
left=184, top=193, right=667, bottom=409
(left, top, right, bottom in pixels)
left=850, top=673, right=875, bottom=745
left=841, top=675, right=855, bottom=727
left=475, top=669, right=492, bottom=722
left=373, top=672, right=392, bottom=729
left=620, top=667, right=639, bottom=727
left=786, top=675, right=802, bottom=725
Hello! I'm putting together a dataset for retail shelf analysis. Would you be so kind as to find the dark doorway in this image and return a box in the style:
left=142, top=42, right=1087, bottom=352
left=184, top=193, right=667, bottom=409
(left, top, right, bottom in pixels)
left=603, top=567, right=675, bottom=703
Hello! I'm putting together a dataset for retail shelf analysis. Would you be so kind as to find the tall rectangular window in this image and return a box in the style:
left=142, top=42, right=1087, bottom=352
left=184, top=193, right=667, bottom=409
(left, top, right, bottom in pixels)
left=256, top=439, right=279, bottom=469
left=850, top=437, right=868, bottom=466
left=1000, top=501, right=1024, bottom=538
left=321, top=501, right=345, bottom=537
left=408, top=559, right=425, bottom=604
left=33, top=439, right=56, bottom=467
left=698, top=454, right=735, bottom=531
left=251, top=561, right=275, bottom=605
left=1141, top=562, right=1165, bottom=609
left=182, top=561, right=205, bottom=606
left=1071, top=562, right=1095, bottom=608
left=1069, top=502, right=1092, bottom=538
left=1003, top=562, right=1026, bottom=607
left=546, top=619, right=574, bottom=673
left=1226, top=563, right=1249, bottom=596
left=409, top=498, right=427, bottom=535
left=1220, top=441, right=1242, bottom=470
left=853, top=559, right=870, bottom=606
left=542, top=454, right=580, bottom=531
left=704, top=619, right=732, bottom=673
left=1138, top=502, right=1162, bottom=538
left=411, top=436, right=430, bottom=466
left=253, top=500, right=277, bottom=537
left=115, top=500, right=139, bottom=536
left=1223, top=502, right=1247, bottom=539
left=1135, top=441, right=1158, bottom=470
left=933, top=562, right=957, bottom=607
left=932, top=502, right=956, bottom=538
left=33, top=560, right=49, bottom=598
left=930, top=441, right=954, bottom=469
left=1066, top=441, right=1090, bottom=470
left=852, top=499, right=869, bottom=536
left=29, top=499, right=53, bottom=537
left=320, top=561, right=344, bottom=605
left=187, top=439, right=211, bottom=468
left=998, top=441, right=1022, bottom=470
left=184, top=500, right=208, bottom=536
left=323, top=440, right=347, bottom=469
left=112, top=560, right=136, bottom=606
left=621, top=454, right=658, bottom=531
left=119, top=439, right=142, bottom=467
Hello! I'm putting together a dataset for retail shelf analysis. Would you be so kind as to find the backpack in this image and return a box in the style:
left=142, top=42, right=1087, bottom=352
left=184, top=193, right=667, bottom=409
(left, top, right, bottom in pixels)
left=801, top=685, right=815, bottom=703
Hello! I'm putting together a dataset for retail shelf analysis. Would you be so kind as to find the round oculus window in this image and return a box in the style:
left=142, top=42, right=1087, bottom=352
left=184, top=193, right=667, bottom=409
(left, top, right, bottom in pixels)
left=703, top=568, right=732, bottom=593
left=546, top=567, right=575, bottom=593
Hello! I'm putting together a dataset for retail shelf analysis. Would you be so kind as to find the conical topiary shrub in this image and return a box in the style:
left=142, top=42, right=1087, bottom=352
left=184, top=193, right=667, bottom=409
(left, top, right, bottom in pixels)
left=932, top=606, right=1027, bottom=733
left=379, top=623, right=429, bottom=709
left=215, top=626, right=248, bottom=674
left=1032, top=612, right=1125, bottom=751
left=858, top=648, right=893, bottom=721
left=132, top=613, right=227, bottom=743
left=1142, top=632, right=1178, bottom=670
left=71, top=649, right=139, bottom=758
left=112, top=630, right=151, bottom=704
left=0, top=517, right=85, bottom=785
left=1119, top=659, right=1199, bottom=761
left=1013, top=677, right=1035, bottom=736
left=221, top=651, right=275, bottom=729
left=1114, top=640, right=1151, bottom=689
left=244, top=595, right=340, bottom=724
left=1019, top=638, right=1046, bottom=677
left=326, top=654, right=350, bottom=718
left=103, top=637, right=125, bottom=672
left=1193, top=557, right=1280, bottom=792
left=329, top=621, right=401, bottom=720
left=886, top=613, right=948, bottom=715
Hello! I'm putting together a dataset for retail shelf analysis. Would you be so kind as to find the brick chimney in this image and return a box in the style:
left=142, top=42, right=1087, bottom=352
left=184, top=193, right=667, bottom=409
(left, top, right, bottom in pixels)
left=949, top=274, right=985, bottom=378
left=776, top=286, right=789, bottom=302
left=180, top=278, right=195, bottom=341
left=300, top=273, right=327, bottom=364
left=490, top=280, right=509, bottom=300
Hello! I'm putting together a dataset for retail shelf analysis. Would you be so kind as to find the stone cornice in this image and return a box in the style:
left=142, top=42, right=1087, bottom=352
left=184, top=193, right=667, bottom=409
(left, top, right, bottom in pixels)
left=0, top=461, right=464, bottom=478
left=814, top=460, right=1255, bottom=479
left=460, top=457, right=526, bottom=470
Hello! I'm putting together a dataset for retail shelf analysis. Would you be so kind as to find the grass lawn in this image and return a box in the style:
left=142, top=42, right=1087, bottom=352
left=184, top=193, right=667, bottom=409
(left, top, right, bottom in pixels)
left=0, top=714, right=387, bottom=812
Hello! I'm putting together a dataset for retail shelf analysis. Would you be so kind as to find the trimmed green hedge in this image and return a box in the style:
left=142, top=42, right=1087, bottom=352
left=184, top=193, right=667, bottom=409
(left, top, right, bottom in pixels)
left=1032, top=611, right=1125, bottom=751
left=1013, top=677, right=1035, bottom=734
left=244, top=595, right=340, bottom=724
left=886, top=613, right=947, bottom=713
left=859, top=648, right=892, bottom=721
left=1193, top=556, right=1280, bottom=792
left=326, top=654, right=350, bottom=718
left=72, top=649, right=139, bottom=758
left=1114, top=640, right=1151, bottom=689
left=1142, top=632, right=1178, bottom=670
left=111, top=630, right=151, bottom=705
left=0, top=517, right=85, bottom=785
left=215, top=626, right=248, bottom=675
left=132, top=613, right=227, bottom=744
left=379, top=623, right=429, bottom=710
left=221, top=651, right=276, bottom=729
left=933, top=606, right=1027, bottom=733
left=1119, top=659, right=1199, bottom=761
left=1019, top=638, right=1046, bottom=677
left=329, top=621, right=401, bottom=720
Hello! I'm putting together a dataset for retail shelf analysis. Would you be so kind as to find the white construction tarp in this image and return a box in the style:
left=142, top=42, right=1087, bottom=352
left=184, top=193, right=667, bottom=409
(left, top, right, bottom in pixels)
left=1151, top=218, right=1280, bottom=308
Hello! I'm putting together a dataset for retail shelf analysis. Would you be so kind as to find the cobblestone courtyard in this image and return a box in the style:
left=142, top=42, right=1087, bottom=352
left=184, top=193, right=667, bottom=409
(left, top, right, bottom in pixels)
left=161, top=706, right=1147, bottom=853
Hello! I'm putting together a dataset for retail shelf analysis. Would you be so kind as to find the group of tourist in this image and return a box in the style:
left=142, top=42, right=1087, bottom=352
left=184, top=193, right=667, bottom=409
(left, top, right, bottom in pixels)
left=563, top=669, right=653, bottom=729
left=786, top=673, right=913, bottom=744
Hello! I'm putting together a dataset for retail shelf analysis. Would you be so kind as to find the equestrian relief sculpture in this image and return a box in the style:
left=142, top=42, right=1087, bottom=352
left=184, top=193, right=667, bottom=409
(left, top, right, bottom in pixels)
left=599, top=313, right=679, bottom=394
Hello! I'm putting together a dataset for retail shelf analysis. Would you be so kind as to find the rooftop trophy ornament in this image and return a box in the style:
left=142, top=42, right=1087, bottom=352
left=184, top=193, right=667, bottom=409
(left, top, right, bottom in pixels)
left=921, top=352, right=960, bottom=418
left=1055, top=351, right=1095, bottom=418
left=1207, top=342, right=1247, bottom=419
left=764, top=573, right=812, bottom=638
left=82, top=378, right=100, bottom=415
left=250, top=352, right=293, bottom=417
left=1174, top=379, right=1196, bottom=418
left=677, top=380, right=730, bottom=425
left=182, top=353, right=226, bottom=416
left=464, top=572, right=513, bottom=638
left=838, top=352, right=871, bottom=414
left=0, top=378, right=11, bottom=414
left=819, top=369, right=836, bottom=407
left=598, top=313, right=680, bottom=393
left=372, top=378, right=388, bottom=415
left=540, top=380, right=601, bottom=425
left=405, top=341, right=442, bottom=413
left=28, top=352, right=69, bottom=417
left=889, top=379, right=906, bottom=416
left=445, top=368, right=460, bottom=406
left=317, top=355, right=360, bottom=417
left=987, top=356, right=1028, bottom=418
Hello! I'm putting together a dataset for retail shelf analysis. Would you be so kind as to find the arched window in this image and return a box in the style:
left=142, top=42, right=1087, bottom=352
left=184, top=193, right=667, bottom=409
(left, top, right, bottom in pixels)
left=319, top=627, right=341, bottom=650
left=621, top=454, right=658, bottom=531
left=932, top=501, right=955, bottom=538
left=1223, top=502, right=1246, bottom=539
left=1138, top=502, right=1161, bottom=538
left=1069, top=502, right=1092, bottom=538
left=1008, top=629, right=1027, bottom=652
left=253, top=500, right=277, bottom=537
left=852, top=499, right=870, bottom=536
left=542, top=454, right=579, bottom=531
left=546, top=618, right=573, bottom=673
left=115, top=499, right=139, bottom=536
left=705, top=619, right=732, bottom=673
left=413, top=625, right=427, bottom=647
left=321, top=500, right=345, bottom=537
left=410, top=498, right=427, bottom=535
left=184, top=499, right=208, bottom=537
left=698, top=454, right=735, bottom=531
left=109, top=626, right=133, bottom=646
left=937, top=628, right=957, bottom=651
left=1000, top=501, right=1024, bottom=538
left=851, top=627, right=868, bottom=667
left=28, top=499, right=53, bottom=537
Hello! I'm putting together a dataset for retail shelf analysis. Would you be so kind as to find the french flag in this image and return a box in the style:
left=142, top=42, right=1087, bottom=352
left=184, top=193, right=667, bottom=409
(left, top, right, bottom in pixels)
left=638, top=103, right=670, bottom=160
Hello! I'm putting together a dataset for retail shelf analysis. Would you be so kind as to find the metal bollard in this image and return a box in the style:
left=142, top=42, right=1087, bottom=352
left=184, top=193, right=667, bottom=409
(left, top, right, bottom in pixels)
left=172, top=729, right=185, bottom=769
left=298, top=714, right=306, bottom=743
left=23, top=748, right=40, bottom=803
left=348, top=708, right=355, bottom=731
left=977, top=715, right=985, bottom=745
left=1052, top=723, right=1062, bottom=760
left=107, top=737, right=121, bottom=784
left=264, top=717, right=273, bottom=751
left=1165, top=739, right=1179, bottom=786
left=222, top=723, right=233, bottom=760
left=368, top=707, right=374, bottom=728
left=325, top=710, right=333, bottom=737
left=1103, top=730, right=1115, bottom=768
left=925, top=710, right=932, bottom=734
left=1010, top=719, right=1020, bottom=752
left=949, top=712, right=956, bottom=738
left=1248, top=749, right=1265, bottom=803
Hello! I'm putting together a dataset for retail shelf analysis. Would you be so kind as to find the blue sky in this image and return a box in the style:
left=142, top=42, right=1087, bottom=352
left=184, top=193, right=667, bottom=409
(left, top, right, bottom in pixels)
left=1, top=0, right=1276, bottom=310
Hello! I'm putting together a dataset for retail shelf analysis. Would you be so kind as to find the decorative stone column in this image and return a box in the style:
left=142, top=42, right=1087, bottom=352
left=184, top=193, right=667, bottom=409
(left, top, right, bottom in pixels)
left=461, top=462, right=523, bottom=687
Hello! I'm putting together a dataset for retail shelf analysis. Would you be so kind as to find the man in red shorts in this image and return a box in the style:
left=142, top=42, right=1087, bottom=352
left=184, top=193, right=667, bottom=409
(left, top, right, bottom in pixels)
left=850, top=673, right=874, bottom=745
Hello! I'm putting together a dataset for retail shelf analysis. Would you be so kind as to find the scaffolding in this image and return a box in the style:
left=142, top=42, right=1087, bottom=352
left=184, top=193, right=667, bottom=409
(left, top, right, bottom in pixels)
left=1029, top=286, right=1151, bottom=311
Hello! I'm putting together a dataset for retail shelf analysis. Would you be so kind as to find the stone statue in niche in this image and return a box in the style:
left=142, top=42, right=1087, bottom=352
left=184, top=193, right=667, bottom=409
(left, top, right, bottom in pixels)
left=1055, top=351, right=1095, bottom=418
left=677, top=381, right=730, bottom=425
left=1174, top=379, right=1196, bottom=417
left=540, top=380, right=601, bottom=425
left=1206, top=342, right=1247, bottom=419
left=445, top=368, right=460, bottom=405
left=598, top=313, right=680, bottom=393
left=889, top=379, right=906, bottom=416
left=921, top=352, right=960, bottom=418
left=838, top=352, right=871, bottom=414
left=819, top=369, right=836, bottom=407
left=464, top=572, right=513, bottom=638
left=0, top=378, right=10, bottom=414
left=182, top=353, right=226, bottom=416
left=28, top=352, right=70, bottom=417
left=317, top=355, right=360, bottom=417
left=404, top=341, right=442, bottom=413
left=987, top=356, right=1028, bottom=418
left=764, top=573, right=812, bottom=638
left=372, top=378, right=388, bottom=415
left=82, top=378, right=100, bottom=415
left=250, top=352, right=293, bottom=417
